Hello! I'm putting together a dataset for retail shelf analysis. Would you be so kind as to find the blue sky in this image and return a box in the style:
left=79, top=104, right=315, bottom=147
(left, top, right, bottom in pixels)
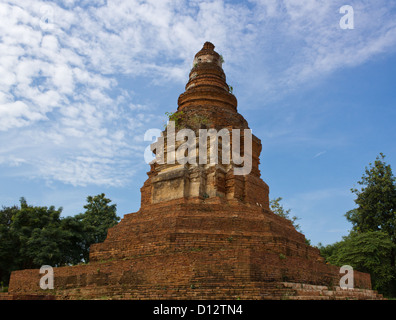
left=1, top=0, right=396, bottom=246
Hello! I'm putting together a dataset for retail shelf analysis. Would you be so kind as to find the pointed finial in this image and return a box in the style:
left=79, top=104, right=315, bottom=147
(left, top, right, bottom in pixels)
left=203, top=42, right=215, bottom=51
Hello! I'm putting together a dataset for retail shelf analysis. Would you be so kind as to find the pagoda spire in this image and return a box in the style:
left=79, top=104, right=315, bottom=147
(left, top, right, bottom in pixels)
left=178, top=41, right=237, bottom=114
left=138, top=42, right=269, bottom=208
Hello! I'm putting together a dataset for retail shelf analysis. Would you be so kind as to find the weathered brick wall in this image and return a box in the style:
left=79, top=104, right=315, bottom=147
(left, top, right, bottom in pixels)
left=7, top=246, right=376, bottom=300
left=8, top=200, right=376, bottom=299
left=89, top=201, right=307, bottom=262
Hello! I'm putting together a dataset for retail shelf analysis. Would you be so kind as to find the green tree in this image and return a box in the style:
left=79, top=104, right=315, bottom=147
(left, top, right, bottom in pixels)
left=317, top=241, right=341, bottom=262
left=0, top=198, right=80, bottom=285
left=0, top=205, right=19, bottom=285
left=270, top=197, right=312, bottom=245
left=345, top=153, right=396, bottom=267
left=0, top=194, right=119, bottom=286
left=58, top=215, right=87, bottom=265
left=9, top=198, right=66, bottom=269
left=270, top=197, right=301, bottom=231
left=75, top=193, right=119, bottom=262
left=319, top=231, right=395, bottom=294
left=320, top=153, right=396, bottom=296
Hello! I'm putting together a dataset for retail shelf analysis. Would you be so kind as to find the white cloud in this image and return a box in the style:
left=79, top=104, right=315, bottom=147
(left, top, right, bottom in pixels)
left=1, top=0, right=396, bottom=187
left=245, top=0, right=396, bottom=99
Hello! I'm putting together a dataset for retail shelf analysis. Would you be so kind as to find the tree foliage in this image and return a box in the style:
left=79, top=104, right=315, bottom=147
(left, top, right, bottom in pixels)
left=75, top=193, right=119, bottom=262
left=346, top=153, right=396, bottom=240
left=0, top=194, right=119, bottom=286
left=320, top=153, right=396, bottom=296
left=319, top=231, right=395, bottom=292
left=270, top=197, right=301, bottom=231
left=270, top=197, right=312, bottom=245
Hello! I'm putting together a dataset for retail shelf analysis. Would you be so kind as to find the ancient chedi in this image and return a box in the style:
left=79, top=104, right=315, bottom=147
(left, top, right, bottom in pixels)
left=5, top=42, right=383, bottom=300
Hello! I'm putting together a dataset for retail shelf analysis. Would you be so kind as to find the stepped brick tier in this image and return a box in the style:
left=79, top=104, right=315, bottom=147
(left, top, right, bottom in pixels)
left=4, top=42, right=383, bottom=300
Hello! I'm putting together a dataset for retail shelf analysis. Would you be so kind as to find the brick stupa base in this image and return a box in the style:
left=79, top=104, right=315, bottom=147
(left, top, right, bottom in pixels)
left=6, top=199, right=383, bottom=300
left=3, top=43, right=384, bottom=300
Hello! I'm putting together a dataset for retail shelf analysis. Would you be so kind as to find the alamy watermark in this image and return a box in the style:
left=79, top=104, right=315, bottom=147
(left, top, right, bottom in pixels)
left=340, top=5, right=354, bottom=30
left=144, top=121, right=253, bottom=175
left=39, top=265, right=54, bottom=290
left=340, top=265, right=354, bottom=289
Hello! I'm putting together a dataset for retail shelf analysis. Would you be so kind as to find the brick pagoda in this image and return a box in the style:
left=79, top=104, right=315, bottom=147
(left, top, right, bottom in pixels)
left=3, top=42, right=383, bottom=300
